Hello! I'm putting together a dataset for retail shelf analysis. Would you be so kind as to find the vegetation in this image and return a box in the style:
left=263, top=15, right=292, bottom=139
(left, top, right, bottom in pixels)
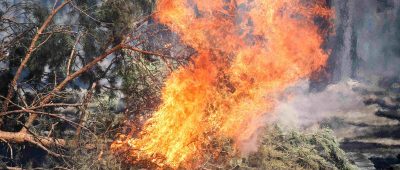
left=234, top=126, right=355, bottom=170
left=0, top=0, right=176, bottom=168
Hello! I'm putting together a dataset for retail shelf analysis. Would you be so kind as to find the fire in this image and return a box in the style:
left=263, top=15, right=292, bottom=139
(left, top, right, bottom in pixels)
left=112, top=0, right=331, bottom=168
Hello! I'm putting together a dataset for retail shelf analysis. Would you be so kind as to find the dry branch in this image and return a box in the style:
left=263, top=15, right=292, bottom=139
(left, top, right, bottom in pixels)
left=0, top=130, right=96, bottom=154
left=75, top=82, right=97, bottom=143
left=67, top=33, right=82, bottom=76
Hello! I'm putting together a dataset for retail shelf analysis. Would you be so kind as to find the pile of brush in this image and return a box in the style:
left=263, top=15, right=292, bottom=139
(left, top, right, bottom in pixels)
left=202, top=125, right=355, bottom=170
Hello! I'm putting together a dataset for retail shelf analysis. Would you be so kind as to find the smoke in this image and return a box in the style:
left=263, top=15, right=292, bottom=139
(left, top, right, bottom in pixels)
left=272, top=79, right=368, bottom=129
left=329, top=0, right=400, bottom=84
left=238, top=79, right=376, bottom=154
left=273, top=0, right=400, bottom=128
left=113, top=0, right=332, bottom=167
left=266, top=0, right=400, bottom=139
left=113, top=0, right=399, bottom=167
left=179, top=0, right=400, bottom=158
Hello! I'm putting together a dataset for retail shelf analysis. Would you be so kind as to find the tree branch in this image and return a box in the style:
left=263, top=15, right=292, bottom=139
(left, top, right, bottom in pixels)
left=75, top=82, right=96, bottom=143
left=22, top=43, right=124, bottom=130
left=122, top=44, right=173, bottom=71
left=67, top=33, right=82, bottom=76
left=0, top=130, right=96, bottom=156
left=2, top=0, right=71, bottom=113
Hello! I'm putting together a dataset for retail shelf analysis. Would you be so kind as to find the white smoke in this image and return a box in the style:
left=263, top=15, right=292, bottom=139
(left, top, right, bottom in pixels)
left=240, top=0, right=400, bottom=160
left=272, top=79, right=376, bottom=130
left=271, top=0, right=400, bottom=130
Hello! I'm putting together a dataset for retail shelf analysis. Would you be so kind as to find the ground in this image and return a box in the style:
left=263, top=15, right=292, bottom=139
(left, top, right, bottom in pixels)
left=327, top=84, right=400, bottom=169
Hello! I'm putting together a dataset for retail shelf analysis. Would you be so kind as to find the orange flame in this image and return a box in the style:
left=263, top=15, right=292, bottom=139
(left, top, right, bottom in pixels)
left=112, top=0, right=331, bottom=168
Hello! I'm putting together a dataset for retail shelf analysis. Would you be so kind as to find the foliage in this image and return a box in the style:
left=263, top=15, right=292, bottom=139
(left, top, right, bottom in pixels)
left=67, top=92, right=125, bottom=170
left=227, top=126, right=356, bottom=170
left=0, top=0, right=164, bottom=168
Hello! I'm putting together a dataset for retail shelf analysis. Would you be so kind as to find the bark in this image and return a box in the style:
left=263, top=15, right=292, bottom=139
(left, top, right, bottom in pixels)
left=0, top=130, right=95, bottom=150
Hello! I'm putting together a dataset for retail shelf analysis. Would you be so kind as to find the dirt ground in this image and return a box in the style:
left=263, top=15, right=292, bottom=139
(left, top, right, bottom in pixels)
left=329, top=87, right=400, bottom=169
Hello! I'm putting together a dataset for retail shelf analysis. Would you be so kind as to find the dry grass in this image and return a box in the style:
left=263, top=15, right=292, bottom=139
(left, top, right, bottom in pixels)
left=218, top=125, right=356, bottom=170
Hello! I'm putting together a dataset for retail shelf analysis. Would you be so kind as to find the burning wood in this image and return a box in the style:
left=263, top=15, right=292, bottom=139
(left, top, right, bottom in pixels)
left=112, top=0, right=332, bottom=168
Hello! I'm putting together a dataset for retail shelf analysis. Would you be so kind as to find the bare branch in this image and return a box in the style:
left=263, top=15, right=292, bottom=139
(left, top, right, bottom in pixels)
left=0, top=138, right=13, bottom=159
left=69, top=2, right=112, bottom=25
left=5, top=166, right=22, bottom=170
left=122, top=44, right=169, bottom=58
left=0, top=130, right=64, bottom=153
left=75, top=82, right=97, bottom=144
left=67, top=33, right=83, bottom=76
left=122, top=44, right=174, bottom=71
left=0, top=130, right=96, bottom=156
left=32, top=33, right=53, bottom=52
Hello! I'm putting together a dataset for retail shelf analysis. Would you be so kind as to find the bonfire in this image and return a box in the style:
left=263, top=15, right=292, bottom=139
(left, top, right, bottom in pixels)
left=112, top=0, right=332, bottom=168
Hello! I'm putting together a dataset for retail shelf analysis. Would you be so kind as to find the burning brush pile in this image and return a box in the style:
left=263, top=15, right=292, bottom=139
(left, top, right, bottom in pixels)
left=111, top=0, right=351, bottom=169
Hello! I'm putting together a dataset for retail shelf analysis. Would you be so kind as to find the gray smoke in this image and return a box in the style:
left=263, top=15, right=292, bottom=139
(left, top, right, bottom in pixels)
left=272, top=80, right=376, bottom=129
left=329, top=0, right=400, bottom=84
left=272, top=0, right=400, bottom=130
